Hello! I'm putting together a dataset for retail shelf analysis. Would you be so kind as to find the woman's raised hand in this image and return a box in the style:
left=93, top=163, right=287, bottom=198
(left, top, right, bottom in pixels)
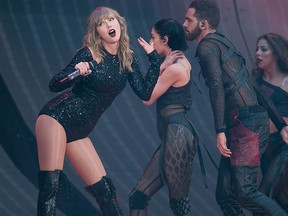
left=137, top=37, right=154, bottom=54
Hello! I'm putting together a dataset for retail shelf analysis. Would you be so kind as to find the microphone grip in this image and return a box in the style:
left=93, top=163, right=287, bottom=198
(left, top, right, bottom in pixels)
left=63, top=60, right=96, bottom=82
left=67, top=70, right=80, bottom=80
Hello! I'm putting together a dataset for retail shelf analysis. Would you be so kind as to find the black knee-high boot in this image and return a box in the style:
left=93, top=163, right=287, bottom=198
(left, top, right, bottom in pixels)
left=85, top=176, right=123, bottom=216
left=37, top=170, right=61, bottom=216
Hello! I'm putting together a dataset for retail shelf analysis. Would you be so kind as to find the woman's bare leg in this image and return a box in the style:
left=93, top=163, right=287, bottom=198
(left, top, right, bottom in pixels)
left=35, top=114, right=67, bottom=215
left=35, top=115, right=66, bottom=170
left=66, top=138, right=123, bottom=215
left=65, top=137, right=106, bottom=185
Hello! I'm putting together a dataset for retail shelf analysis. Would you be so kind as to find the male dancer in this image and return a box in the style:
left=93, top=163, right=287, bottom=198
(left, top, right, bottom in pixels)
left=183, top=0, right=288, bottom=215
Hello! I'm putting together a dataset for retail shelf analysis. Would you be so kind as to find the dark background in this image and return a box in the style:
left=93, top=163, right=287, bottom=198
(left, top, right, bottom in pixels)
left=0, top=0, right=287, bottom=215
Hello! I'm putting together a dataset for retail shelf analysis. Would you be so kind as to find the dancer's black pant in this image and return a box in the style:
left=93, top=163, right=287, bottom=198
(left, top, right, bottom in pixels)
left=130, top=111, right=198, bottom=216
left=215, top=106, right=286, bottom=215
left=259, top=132, right=288, bottom=213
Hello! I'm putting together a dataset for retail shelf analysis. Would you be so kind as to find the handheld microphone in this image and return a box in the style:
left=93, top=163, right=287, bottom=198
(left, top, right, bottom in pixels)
left=67, top=70, right=80, bottom=80
left=60, top=60, right=96, bottom=83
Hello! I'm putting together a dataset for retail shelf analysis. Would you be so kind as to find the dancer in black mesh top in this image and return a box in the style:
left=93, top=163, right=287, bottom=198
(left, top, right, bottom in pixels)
left=183, top=0, right=288, bottom=215
left=129, top=18, right=198, bottom=216
left=35, top=6, right=170, bottom=216
left=253, top=33, right=288, bottom=214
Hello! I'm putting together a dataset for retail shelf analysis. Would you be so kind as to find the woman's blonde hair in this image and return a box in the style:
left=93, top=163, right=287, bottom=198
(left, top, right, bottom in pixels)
left=83, top=7, right=134, bottom=71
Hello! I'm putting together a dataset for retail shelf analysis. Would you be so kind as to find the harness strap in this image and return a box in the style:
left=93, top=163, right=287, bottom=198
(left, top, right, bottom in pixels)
left=188, top=119, right=219, bottom=189
left=204, top=33, right=242, bottom=63
left=225, top=67, right=249, bottom=97
left=221, top=46, right=234, bottom=64
left=201, top=33, right=249, bottom=96
left=197, top=145, right=208, bottom=189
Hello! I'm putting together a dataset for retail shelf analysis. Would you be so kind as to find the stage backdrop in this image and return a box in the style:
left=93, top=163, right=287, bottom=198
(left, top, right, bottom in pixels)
left=0, top=0, right=287, bottom=215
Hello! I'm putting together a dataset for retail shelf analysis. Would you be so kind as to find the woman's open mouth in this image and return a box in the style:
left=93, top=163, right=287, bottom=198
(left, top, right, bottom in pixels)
left=256, top=58, right=262, bottom=64
left=109, top=29, right=116, bottom=37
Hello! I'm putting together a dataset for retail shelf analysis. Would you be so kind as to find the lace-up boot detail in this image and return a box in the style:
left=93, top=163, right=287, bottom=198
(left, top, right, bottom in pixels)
left=86, top=176, right=123, bottom=216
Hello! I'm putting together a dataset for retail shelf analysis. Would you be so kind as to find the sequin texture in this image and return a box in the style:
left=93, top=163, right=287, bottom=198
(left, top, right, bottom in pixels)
left=39, top=47, right=161, bottom=142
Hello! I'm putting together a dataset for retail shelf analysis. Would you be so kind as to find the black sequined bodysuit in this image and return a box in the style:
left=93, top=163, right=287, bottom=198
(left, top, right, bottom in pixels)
left=39, top=47, right=161, bottom=142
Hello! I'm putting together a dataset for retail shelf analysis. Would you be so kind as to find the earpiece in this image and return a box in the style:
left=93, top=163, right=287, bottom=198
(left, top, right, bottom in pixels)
left=163, top=38, right=166, bottom=42
left=201, top=22, right=205, bottom=27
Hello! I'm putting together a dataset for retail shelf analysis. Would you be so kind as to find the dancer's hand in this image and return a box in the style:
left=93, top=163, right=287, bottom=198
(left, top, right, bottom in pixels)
left=137, top=37, right=154, bottom=54
left=216, top=132, right=232, bottom=157
left=160, top=51, right=184, bottom=75
left=280, top=125, right=288, bottom=144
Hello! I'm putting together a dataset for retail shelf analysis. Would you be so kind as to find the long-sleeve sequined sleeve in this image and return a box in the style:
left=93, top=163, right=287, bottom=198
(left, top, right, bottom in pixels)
left=49, top=48, right=93, bottom=92
left=197, top=41, right=226, bottom=133
left=128, top=50, right=162, bottom=101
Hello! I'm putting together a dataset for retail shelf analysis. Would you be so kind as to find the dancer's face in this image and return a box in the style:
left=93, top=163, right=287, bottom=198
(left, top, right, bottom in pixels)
left=149, top=27, right=167, bottom=55
left=256, top=39, right=276, bottom=70
left=183, top=8, right=202, bottom=41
